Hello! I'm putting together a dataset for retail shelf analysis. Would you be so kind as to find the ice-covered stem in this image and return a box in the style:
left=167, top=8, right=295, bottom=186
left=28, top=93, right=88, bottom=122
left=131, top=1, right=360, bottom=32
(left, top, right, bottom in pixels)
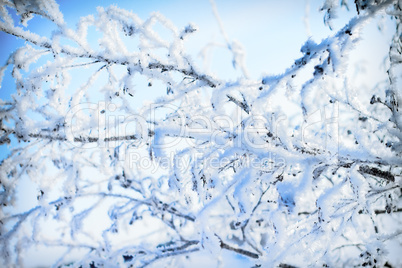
left=148, top=62, right=217, bottom=88
left=1, top=191, right=198, bottom=264
left=140, top=241, right=200, bottom=267
left=209, top=0, right=249, bottom=78
left=262, top=0, right=395, bottom=115
left=0, top=22, right=217, bottom=88
left=219, top=240, right=259, bottom=259
left=0, top=3, right=218, bottom=92
left=0, top=128, right=140, bottom=144
left=385, top=0, right=402, bottom=154
left=138, top=238, right=260, bottom=267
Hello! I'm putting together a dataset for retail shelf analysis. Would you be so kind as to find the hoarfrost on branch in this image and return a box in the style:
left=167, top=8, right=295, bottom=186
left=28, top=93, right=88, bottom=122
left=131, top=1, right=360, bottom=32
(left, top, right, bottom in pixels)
left=0, top=0, right=401, bottom=267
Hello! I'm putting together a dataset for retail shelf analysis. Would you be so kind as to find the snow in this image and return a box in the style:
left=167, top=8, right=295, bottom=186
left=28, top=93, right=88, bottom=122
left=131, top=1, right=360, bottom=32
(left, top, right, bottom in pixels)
left=0, top=0, right=401, bottom=267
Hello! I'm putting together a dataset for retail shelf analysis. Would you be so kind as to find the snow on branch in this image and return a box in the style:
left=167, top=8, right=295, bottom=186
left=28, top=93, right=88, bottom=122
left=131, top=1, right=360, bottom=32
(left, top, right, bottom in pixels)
left=0, top=0, right=401, bottom=267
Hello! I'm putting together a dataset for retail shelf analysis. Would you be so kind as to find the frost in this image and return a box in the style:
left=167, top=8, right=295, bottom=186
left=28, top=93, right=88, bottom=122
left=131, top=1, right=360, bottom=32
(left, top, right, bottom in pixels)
left=0, top=0, right=401, bottom=267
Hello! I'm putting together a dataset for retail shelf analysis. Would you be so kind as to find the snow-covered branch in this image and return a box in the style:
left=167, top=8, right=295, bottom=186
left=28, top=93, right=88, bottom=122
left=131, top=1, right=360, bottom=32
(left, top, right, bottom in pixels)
left=0, top=0, right=401, bottom=267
